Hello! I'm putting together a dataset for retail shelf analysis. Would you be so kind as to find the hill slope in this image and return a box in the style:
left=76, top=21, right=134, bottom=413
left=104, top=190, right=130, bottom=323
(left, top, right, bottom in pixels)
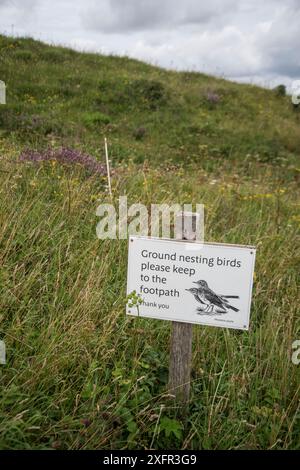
left=0, top=34, right=299, bottom=168
left=0, top=36, right=299, bottom=450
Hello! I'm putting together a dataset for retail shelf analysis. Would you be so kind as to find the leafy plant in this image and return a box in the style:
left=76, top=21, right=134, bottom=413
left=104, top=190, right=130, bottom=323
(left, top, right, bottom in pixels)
left=274, top=84, right=286, bottom=97
left=159, top=417, right=183, bottom=440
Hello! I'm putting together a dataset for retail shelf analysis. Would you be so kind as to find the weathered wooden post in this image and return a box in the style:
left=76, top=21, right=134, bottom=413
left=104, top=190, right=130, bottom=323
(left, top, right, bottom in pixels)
left=126, top=213, right=256, bottom=407
left=168, top=211, right=201, bottom=405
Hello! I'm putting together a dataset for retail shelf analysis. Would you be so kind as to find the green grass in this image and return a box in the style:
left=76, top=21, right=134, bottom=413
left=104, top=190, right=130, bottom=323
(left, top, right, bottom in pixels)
left=1, top=34, right=300, bottom=167
left=0, top=35, right=299, bottom=450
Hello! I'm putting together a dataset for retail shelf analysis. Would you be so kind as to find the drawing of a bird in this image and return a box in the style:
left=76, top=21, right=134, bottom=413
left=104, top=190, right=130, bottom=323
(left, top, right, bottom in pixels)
left=187, top=280, right=239, bottom=313
left=185, top=287, right=205, bottom=306
left=185, top=287, right=227, bottom=314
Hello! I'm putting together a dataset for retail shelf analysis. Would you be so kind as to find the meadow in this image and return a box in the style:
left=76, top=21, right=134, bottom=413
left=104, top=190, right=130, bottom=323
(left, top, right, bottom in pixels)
left=0, top=35, right=299, bottom=450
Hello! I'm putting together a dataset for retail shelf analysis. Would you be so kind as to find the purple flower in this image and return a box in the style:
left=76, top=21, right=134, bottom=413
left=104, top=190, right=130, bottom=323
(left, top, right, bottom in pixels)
left=81, top=418, right=91, bottom=428
left=204, top=90, right=221, bottom=104
left=19, top=147, right=107, bottom=175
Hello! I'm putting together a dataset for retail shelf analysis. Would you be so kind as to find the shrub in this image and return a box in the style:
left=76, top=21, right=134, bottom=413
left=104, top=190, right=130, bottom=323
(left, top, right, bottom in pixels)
left=19, top=147, right=107, bottom=175
left=127, top=79, right=167, bottom=109
left=14, top=50, right=34, bottom=62
left=98, top=78, right=112, bottom=92
left=0, top=111, right=61, bottom=136
left=274, top=84, right=286, bottom=97
left=41, top=48, right=66, bottom=63
left=203, top=89, right=221, bottom=106
left=133, top=126, right=147, bottom=141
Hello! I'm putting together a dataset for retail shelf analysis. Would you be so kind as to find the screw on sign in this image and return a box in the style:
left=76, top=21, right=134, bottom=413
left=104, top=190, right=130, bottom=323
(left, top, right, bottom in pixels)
left=126, top=212, right=256, bottom=408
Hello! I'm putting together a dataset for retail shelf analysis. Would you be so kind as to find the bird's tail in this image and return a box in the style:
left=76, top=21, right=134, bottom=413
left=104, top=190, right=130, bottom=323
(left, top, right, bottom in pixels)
left=228, top=305, right=239, bottom=312
left=221, top=295, right=239, bottom=299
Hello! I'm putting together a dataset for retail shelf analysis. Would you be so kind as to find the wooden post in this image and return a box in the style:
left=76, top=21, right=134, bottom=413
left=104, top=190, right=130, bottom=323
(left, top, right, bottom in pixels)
left=168, top=211, right=200, bottom=405
left=168, top=321, right=193, bottom=404
left=104, top=137, right=112, bottom=199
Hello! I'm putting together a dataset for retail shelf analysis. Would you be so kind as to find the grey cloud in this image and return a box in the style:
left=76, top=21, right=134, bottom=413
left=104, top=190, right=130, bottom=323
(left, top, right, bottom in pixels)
left=82, top=0, right=171, bottom=33
left=179, top=1, right=237, bottom=26
left=82, top=0, right=237, bottom=33
left=256, top=3, right=300, bottom=78
left=0, top=0, right=37, bottom=17
left=0, top=0, right=298, bottom=88
left=0, top=0, right=36, bottom=7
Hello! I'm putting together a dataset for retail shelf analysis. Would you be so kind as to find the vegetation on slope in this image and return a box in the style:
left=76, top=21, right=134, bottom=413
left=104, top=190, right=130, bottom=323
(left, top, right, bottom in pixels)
left=0, top=35, right=299, bottom=450
left=1, top=34, right=299, bottom=167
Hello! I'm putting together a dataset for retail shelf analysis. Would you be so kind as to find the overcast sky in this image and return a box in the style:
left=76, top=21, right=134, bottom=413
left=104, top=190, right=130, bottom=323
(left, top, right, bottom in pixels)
left=0, top=0, right=299, bottom=89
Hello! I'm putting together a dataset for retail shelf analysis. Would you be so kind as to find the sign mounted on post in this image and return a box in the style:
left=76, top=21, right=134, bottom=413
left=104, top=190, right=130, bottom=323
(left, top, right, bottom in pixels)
left=127, top=236, right=256, bottom=330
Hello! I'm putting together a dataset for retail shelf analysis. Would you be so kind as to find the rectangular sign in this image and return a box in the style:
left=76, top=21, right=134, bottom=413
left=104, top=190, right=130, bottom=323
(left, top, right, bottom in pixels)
left=126, top=236, right=256, bottom=330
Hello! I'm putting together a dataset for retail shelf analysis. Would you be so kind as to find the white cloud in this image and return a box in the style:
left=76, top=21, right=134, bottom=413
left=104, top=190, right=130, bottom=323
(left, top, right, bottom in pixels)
left=0, top=0, right=298, bottom=89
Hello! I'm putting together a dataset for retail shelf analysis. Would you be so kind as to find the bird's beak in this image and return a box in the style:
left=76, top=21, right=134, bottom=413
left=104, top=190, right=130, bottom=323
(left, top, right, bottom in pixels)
left=193, top=281, right=198, bottom=284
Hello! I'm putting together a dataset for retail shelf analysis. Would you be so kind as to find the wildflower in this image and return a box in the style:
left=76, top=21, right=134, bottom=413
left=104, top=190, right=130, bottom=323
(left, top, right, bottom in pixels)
left=204, top=90, right=221, bottom=104
left=19, top=147, right=107, bottom=176
left=81, top=418, right=91, bottom=428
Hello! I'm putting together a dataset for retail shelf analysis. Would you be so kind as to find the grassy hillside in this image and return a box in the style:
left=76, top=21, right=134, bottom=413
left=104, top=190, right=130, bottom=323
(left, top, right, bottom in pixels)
left=0, top=35, right=299, bottom=450
left=1, top=35, right=300, bottom=167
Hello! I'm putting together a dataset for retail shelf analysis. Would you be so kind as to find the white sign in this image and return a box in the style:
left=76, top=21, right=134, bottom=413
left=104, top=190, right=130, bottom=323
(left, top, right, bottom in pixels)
left=127, top=236, right=256, bottom=330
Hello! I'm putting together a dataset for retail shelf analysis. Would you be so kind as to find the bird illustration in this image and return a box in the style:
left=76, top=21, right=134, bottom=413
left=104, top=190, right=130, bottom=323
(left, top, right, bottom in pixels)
left=185, top=287, right=205, bottom=307
left=186, top=280, right=239, bottom=314
left=185, top=287, right=225, bottom=315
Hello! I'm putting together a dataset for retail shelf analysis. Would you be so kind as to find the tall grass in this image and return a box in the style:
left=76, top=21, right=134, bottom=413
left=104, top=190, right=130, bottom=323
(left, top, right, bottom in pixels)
left=0, top=156, right=299, bottom=449
left=0, top=33, right=299, bottom=450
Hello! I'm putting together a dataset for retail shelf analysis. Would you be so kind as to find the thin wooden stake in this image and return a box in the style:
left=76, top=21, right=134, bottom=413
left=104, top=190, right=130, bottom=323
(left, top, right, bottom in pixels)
left=168, top=211, right=201, bottom=406
left=104, top=137, right=112, bottom=199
